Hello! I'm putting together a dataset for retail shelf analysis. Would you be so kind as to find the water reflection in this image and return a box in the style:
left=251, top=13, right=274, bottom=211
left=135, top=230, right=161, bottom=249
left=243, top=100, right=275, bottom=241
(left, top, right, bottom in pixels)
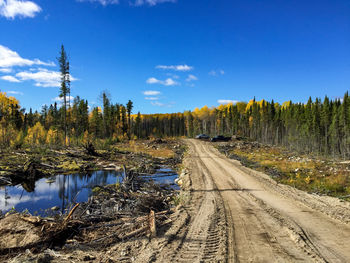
left=0, top=168, right=179, bottom=216
left=0, top=171, right=121, bottom=215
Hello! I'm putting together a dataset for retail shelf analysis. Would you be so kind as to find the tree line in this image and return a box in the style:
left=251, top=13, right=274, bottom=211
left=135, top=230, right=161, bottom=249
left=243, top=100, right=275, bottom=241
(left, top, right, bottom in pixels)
left=0, top=46, right=349, bottom=157
left=133, top=93, right=350, bottom=158
left=2, top=85, right=350, bottom=158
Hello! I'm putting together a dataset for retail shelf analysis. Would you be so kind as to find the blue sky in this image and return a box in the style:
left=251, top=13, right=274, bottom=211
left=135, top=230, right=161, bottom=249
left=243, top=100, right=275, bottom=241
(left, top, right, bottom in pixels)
left=0, top=0, right=349, bottom=113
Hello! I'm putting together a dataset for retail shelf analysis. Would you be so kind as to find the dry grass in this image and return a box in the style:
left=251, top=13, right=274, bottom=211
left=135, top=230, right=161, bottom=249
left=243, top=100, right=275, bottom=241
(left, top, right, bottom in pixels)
left=223, top=143, right=350, bottom=198
left=117, top=139, right=176, bottom=158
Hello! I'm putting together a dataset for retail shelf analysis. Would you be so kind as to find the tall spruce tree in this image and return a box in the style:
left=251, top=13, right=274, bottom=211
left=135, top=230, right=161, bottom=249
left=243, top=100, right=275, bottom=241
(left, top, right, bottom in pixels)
left=126, top=100, right=133, bottom=137
left=58, top=45, right=70, bottom=146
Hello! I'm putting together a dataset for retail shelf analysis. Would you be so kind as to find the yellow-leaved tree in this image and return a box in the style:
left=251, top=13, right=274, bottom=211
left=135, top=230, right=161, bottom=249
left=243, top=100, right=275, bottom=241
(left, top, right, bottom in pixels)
left=0, top=92, right=23, bottom=147
left=25, top=122, right=46, bottom=145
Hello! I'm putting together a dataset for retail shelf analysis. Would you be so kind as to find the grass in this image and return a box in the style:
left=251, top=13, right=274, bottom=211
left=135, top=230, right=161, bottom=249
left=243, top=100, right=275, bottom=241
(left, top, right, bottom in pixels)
left=117, top=139, right=177, bottom=158
left=220, top=143, right=350, bottom=199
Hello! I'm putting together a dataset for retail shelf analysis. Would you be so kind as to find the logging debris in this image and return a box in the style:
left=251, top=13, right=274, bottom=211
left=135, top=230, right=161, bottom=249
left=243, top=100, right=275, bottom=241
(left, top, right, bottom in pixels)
left=0, top=167, right=178, bottom=261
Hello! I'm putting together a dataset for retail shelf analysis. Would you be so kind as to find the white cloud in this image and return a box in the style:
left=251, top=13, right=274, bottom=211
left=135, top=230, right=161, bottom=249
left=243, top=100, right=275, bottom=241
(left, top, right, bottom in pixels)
left=133, top=0, right=176, bottom=6
left=145, top=96, right=158, bottom=100
left=209, top=69, right=225, bottom=76
left=0, top=193, right=47, bottom=211
left=53, top=96, right=74, bottom=102
left=0, top=45, right=54, bottom=68
left=0, top=67, right=12, bottom=73
left=217, top=99, right=238, bottom=105
left=143, top=90, right=160, bottom=96
left=1, top=75, right=20, bottom=82
left=156, top=64, right=193, bottom=71
left=77, top=0, right=119, bottom=6
left=0, top=0, right=41, bottom=19
left=16, top=68, right=76, bottom=87
left=146, top=77, right=178, bottom=86
left=6, top=90, right=23, bottom=95
left=146, top=77, right=159, bottom=84
left=164, top=78, right=177, bottom=86
left=52, top=95, right=75, bottom=107
left=186, top=74, right=197, bottom=82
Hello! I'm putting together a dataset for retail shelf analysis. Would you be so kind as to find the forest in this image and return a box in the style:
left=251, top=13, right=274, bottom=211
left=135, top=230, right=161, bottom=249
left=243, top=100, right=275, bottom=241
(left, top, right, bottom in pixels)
left=2, top=87, right=350, bottom=158
left=0, top=46, right=349, bottom=158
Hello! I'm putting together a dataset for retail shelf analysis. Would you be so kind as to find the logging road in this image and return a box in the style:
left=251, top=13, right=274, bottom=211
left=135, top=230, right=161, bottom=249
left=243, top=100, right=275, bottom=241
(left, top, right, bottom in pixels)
left=136, top=139, right=350, bottom=263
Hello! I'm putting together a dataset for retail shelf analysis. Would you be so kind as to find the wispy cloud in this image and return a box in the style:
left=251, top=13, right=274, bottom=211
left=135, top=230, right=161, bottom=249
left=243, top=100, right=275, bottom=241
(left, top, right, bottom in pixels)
left=151, top=101, right=175, bottom=107
left=0, top=68, right=12, bottom=73
left=0, top=0, right=41, bottom=19
left=0, top=45, right=54, bottom=69
left=217, top=99, right=238, bottom=105
left=145, top=96, right=158, bottom=100
left=166, top=73, right=179, bottom=79
left=77, top=0, right=175, bottom=6
left=151, top=101, right=164, bottom=106
left=15, top=68, right=76, bottom=87
left=6, top=90, right=23, bottom=95
left=77, top=0, right=119, bottom=6
left=186, top=74, right=197, bottom=82
left=146, top=77, right=178, bottom=86
left=209, top=69, right=225, bottom=76
left=0, top=75, right=20, bottom=82
left=133, top=0, right=176, bottom=6
left=156, top=64, right=193, bottom=71
left=143, top=90, right=160, bottom=96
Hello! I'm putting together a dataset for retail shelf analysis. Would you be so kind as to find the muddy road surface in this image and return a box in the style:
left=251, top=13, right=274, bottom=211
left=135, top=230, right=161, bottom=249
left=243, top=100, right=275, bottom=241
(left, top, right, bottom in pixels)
left=140, top=139, right=350, bottom=263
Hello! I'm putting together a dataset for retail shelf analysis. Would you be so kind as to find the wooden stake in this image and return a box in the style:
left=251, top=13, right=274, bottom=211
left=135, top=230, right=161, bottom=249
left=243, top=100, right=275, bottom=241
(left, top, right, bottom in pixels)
left=149, top=210, right=157, bottom=238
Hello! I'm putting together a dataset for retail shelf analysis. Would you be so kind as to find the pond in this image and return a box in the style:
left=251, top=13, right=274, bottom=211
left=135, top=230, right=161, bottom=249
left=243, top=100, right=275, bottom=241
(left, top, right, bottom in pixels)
left=0, top=167, right=179, bottom=216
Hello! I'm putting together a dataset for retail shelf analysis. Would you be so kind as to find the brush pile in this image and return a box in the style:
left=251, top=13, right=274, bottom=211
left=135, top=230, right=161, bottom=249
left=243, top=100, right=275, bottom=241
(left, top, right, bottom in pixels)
left=0, top=169, right=176, bottom=261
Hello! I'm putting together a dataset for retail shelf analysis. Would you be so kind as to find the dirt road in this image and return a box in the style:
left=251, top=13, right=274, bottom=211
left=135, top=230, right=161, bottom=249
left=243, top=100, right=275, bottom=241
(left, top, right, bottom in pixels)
left=138, top=139, right=350, bottom=262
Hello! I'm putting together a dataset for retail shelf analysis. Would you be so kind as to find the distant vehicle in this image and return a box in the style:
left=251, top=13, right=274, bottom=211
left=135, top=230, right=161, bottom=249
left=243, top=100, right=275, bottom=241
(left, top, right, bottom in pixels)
left=210, top=135, right=231, bottom=142
left=195, top=134, right=210, bottom=140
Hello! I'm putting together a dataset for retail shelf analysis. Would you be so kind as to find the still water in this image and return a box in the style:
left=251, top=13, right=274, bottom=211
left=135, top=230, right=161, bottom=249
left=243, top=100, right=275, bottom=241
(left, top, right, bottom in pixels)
left=0, top=167, right=178, bottom=216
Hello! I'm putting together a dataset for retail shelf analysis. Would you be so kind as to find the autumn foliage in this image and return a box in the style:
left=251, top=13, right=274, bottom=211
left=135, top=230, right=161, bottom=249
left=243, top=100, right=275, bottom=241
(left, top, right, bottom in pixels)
left=1, top=90, right=350, bottom=158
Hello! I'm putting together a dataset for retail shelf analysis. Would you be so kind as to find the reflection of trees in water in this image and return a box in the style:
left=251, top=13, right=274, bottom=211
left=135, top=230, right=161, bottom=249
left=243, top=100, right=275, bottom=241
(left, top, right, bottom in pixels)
left=4, top=186, right=9, bottom=208
left=21, top=178, right=36, bottom=192
left=1, top=171, right=124, bottom=214
left=56, top=171, right=122, bottom=212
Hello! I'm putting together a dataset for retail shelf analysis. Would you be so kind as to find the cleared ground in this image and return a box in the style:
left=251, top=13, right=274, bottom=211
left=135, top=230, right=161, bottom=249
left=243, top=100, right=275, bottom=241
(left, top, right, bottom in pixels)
left=139, top=139, right=350, bottom=262
left=6, top=139, right=350, bottom=262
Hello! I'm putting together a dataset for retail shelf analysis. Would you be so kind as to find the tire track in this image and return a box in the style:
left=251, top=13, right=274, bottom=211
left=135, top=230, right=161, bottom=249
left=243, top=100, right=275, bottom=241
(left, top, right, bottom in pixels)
left=138, top=139, right=350, bottom=262
left=200, top=140, right=350, bottom=262
left=170, top=144, right=227, bottom=263
left=193, top=141, right=307, bottom=262
left=147, top=142, right=227, bottom=263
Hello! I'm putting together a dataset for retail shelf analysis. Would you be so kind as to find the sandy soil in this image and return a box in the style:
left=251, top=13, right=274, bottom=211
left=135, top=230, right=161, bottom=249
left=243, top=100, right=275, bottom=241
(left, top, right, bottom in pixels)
left=137, top=139, right=350, bottom=262
left=7, top=139, right=350, bottom=262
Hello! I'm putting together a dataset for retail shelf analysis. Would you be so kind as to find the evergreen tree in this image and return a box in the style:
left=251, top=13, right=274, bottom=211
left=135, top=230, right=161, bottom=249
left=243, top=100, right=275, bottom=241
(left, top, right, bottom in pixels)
left=58, top=45, right=70, bottom=146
